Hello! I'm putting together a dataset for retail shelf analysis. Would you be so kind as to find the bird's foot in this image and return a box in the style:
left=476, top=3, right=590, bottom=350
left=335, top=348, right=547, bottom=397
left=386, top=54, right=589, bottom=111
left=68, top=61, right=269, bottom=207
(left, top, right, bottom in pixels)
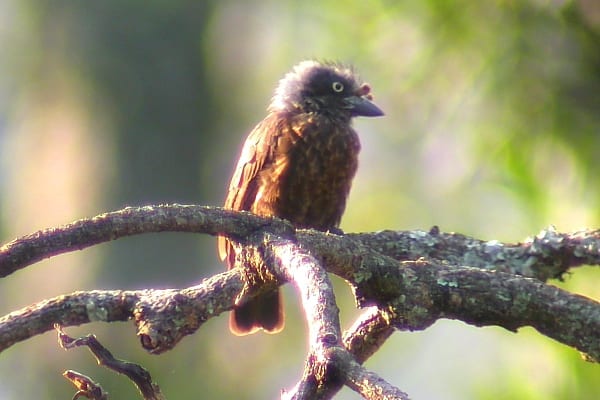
left=326, top=227, right=345, bottom=235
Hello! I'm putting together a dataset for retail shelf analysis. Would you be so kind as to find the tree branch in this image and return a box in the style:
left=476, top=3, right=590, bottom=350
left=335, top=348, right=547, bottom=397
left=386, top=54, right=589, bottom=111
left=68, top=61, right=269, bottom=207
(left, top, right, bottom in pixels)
left=302, top=226, right=600, bottom=282
left=0, top=204, right=598, bottom=399
left=0, top=268, right=243, bottom=354
left=57, top=325, right=165, bottom=400
left=297, top=234, right=600, bottom=362
left=0, top=205, right=293, bottom=278
left=263, top=238, right=409, bottom=399
left=1, top=205, right=597, bottom=280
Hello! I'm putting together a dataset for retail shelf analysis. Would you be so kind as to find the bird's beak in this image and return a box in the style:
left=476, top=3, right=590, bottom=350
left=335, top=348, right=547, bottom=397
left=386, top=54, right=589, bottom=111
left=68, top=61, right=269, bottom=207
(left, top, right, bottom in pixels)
left=345, top=95, right=384, bottom=117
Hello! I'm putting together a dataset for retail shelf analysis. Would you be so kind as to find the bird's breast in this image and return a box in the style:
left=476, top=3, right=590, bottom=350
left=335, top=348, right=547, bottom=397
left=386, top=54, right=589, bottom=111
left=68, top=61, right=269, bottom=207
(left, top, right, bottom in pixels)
left=253, top=115, right=360, bottom=230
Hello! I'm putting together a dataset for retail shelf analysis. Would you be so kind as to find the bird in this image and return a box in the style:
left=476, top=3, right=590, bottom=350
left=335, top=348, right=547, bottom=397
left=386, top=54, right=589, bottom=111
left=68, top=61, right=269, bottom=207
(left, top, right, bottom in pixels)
left=218, top=60, right=384, bottom=335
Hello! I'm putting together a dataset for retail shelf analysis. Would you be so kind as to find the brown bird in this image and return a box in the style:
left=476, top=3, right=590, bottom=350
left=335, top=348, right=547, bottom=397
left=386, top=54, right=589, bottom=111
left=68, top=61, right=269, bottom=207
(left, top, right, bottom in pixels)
left=218, top=60, right=384, bottom=335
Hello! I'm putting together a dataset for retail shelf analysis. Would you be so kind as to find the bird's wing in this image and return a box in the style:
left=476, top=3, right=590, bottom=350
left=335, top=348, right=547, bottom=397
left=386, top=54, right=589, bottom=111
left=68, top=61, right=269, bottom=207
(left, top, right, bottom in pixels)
left=218, top=114, right=287, bottom=264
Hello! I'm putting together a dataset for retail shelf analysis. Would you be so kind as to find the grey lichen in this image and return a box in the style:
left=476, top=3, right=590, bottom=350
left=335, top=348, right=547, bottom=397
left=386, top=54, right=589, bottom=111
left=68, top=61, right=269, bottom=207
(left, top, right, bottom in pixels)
left=436, top=278, right=459, bottom=288
left=86, top=299, right=109, bottom=322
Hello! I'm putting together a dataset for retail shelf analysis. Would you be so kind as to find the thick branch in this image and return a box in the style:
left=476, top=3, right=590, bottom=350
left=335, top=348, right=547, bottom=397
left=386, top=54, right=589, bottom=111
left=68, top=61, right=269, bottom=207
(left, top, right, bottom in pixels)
left=266, top=239, right=345, bottom=399
left=434, top=265, right=599, bottom=360
left=263, top=239, right=408, bottom=399
left=303, top=226, right=600, bottom=282
left=0, top=205, right=293, bottom=278
left=301, top=234, right=600, bottom=362
left=1, top=205, right=597, bottom=281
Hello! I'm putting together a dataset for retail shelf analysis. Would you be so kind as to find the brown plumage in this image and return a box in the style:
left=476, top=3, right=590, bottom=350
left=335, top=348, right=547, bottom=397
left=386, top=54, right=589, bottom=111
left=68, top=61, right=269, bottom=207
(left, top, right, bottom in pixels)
left=218, top=60, right=383, bottom=335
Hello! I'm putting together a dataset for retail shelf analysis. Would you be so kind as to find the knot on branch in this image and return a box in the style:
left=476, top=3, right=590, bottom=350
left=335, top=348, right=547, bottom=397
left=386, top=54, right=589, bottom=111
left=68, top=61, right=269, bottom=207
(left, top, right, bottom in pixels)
left=527, top=226, right=584, bottom=280
left=134, top=291, right=205, bottom=354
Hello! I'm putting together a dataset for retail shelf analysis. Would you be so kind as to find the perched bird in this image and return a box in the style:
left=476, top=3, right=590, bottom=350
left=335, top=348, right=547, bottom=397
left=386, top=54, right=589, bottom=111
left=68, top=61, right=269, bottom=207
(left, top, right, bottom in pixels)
left=218, top=60, right=384, bottom=335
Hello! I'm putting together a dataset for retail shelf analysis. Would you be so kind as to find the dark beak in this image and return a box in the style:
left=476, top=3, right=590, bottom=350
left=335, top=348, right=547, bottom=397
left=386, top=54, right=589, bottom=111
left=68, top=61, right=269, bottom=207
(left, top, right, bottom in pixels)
left=345, top=95, right=384, bottom=117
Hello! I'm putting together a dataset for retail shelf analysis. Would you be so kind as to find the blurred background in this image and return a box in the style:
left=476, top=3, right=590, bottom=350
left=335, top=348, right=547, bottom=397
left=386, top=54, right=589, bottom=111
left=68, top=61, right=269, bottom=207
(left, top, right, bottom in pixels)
left=0, top=0, right=599, bottom=399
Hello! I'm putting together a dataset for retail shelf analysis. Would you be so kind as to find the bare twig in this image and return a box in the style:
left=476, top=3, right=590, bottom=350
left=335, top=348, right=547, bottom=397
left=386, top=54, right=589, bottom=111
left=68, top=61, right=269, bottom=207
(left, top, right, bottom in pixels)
left=63, top=370, right=108, bottom=400
left=57, top=325, right=165, bottom=400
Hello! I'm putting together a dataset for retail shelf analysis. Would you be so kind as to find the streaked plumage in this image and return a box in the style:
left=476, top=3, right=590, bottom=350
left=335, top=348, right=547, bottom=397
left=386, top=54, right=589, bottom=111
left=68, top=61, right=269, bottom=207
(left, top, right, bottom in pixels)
left=218, top=60, right=383, bottom=335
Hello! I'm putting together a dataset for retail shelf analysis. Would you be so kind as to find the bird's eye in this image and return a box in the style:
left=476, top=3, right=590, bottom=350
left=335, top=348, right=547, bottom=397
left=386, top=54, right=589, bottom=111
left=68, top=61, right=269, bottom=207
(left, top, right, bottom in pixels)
left=331, top=81, right=344, bottom=93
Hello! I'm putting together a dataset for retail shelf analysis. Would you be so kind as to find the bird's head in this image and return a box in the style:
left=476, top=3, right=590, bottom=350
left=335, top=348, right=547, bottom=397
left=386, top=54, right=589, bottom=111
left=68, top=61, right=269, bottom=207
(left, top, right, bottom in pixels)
left=269, top=60, right=384, bottom=119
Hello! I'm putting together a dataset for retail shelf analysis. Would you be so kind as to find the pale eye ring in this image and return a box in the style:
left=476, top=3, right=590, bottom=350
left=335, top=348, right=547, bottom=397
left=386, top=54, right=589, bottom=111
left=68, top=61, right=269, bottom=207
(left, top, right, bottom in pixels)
left=332, top=81, right=344, bottom=93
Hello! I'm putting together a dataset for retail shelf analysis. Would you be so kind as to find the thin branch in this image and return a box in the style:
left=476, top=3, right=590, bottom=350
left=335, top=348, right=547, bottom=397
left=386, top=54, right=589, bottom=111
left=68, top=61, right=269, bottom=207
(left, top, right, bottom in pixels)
left=343, top=308, right=395, bottom=365
left=62, top=370, right=108, bottom=400
left=336, top=347, right=410, bottom=400
left=57, top=325, right=165, bottom=400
